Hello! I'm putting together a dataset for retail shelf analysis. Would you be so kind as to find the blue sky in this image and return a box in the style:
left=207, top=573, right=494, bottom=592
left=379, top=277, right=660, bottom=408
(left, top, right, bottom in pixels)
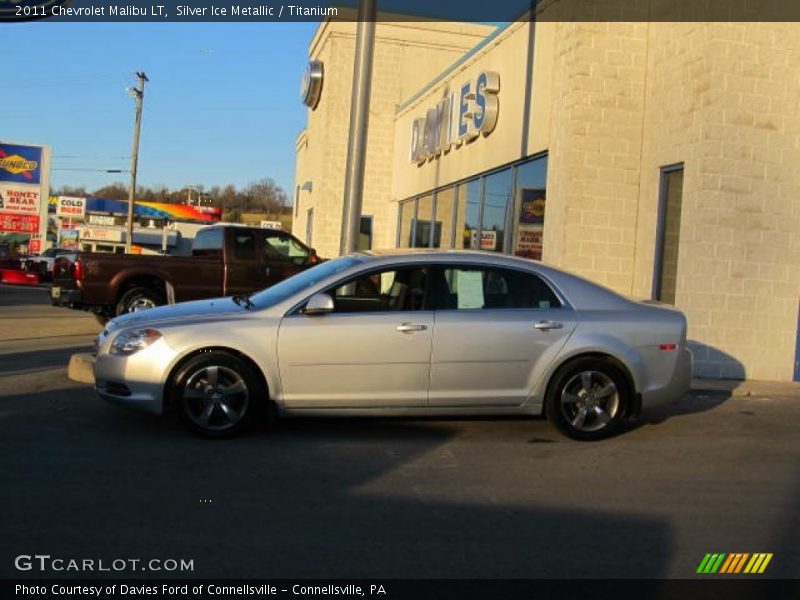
left=3, top=22, right=319, bottom=197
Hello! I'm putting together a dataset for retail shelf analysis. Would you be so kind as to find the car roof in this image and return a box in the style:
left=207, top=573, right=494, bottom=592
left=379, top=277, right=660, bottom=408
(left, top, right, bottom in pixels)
left=351, top=248, right=551, bottom=272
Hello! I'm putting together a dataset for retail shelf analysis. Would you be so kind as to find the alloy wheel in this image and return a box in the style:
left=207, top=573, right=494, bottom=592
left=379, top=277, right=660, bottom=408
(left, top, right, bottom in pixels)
left=182, top=365, right=250, bottom=432
left=559, top=370, right=620, bottom=433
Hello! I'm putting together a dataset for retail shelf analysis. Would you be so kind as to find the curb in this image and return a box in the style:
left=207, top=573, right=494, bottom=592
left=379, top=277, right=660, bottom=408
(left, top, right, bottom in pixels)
left=68, top=353, right=95, bottom=385
left=691, top=379, right=800, bottom=398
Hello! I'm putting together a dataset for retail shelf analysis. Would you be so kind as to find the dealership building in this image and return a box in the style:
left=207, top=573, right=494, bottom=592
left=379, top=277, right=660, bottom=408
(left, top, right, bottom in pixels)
left=293, top=10, right=800, bottom=382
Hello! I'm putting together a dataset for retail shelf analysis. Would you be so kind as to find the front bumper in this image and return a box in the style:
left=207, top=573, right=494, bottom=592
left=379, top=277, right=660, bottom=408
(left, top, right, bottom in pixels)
left=94, top=337, right=179, bottom=416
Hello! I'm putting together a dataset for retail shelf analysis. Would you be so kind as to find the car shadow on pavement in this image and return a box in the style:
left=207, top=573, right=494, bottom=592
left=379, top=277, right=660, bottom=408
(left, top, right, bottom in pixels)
left=0, top=345, right=93, bottom=374
left=0, top=285, right=51, bottom=307
left=1, top=384, right=676, bottom=579
left=619, top=391, right=733, bottom=438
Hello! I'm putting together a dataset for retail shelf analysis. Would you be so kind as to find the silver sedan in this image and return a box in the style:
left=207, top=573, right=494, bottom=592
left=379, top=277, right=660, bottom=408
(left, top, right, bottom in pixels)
left=94, top=250, right=692, bottom=440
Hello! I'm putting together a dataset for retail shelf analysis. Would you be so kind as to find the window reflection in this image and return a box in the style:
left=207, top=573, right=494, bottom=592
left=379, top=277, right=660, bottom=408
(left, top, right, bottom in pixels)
left=455, top=179, right=480, bottom=249
left=481, top=168, right=512, bottom=253
left=513, top=156, right=547, bottom=260
left=398, top=199, right=415, bottom=248
left=435, top=187, right=456, bottom=248
left=413, top=194, right=435, bottom=247
left=397, top=154, right=548, bottom=257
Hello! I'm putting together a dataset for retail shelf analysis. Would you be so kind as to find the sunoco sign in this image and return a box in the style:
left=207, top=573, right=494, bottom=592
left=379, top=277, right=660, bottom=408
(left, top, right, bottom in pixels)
left=409, top=71, right=499, bottom=165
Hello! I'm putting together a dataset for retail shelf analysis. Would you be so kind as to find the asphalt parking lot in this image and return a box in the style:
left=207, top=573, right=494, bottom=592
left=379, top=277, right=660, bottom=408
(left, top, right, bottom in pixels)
left=1, top=284, right=798, bottom=579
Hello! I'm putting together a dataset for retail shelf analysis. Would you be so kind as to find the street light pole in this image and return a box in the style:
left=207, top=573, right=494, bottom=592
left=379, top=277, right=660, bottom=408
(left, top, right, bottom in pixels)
left=338, top=0, right=377, bottom=255
left=126, top=71, right=148, bottom=253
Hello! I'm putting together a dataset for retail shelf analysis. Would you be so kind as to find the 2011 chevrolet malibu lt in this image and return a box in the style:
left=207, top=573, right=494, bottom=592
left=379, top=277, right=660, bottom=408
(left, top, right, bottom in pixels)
left=93, top=250, right=692, bottom=441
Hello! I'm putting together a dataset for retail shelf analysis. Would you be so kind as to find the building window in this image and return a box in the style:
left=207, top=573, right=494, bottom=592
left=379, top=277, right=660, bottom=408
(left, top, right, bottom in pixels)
left=513, top=155, right=548, bottom=260
left=434, top=187, right=457, bottom=249
left=306, top=208, right=314, bottom=246
left=653, top=164, right=684, bottom=304
left=455, top=179, right=480, bottom=249
left=481, top=168, right=512, bottom=253
left=398, top=199, right=416, bottom=248
left=413, top=194, right=437, bottom=247
left=397, top=153, right=548, bottom=256
left=359, top=215, right=373, bottom=251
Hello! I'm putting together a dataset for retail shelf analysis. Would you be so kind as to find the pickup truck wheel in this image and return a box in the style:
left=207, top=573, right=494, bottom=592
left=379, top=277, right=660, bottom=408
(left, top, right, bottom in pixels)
left=116, top=287, right=164, bottom=316
left=173, top=352, right=262, bottom=438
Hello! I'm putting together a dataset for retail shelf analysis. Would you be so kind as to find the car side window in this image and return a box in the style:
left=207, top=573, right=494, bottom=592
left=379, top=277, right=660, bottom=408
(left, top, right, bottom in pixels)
left=265, top=233, right=309, bottom=262
left=438, top=267, right=561, bottom=310
left=326, top=267, right=429, bottom=313
left=233, top=231, right=256, bottom=260
left=192, top=228, right=224, bottom=257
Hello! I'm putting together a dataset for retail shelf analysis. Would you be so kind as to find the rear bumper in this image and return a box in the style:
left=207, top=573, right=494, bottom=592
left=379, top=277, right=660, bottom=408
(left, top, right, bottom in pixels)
left=50, top=285, right=83, bottom=308
left=640, top=347, right=693, bottom=410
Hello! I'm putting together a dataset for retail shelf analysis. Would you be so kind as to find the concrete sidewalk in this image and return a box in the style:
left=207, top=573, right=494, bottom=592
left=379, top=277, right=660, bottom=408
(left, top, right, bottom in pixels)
left=692, top=377, right=800, bottom=398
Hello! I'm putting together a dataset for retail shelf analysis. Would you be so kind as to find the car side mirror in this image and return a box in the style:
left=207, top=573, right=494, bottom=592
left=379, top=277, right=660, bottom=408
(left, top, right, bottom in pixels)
left=307, top=249, right=320, bottom=266
left=304, top=292, right=334, bottom=315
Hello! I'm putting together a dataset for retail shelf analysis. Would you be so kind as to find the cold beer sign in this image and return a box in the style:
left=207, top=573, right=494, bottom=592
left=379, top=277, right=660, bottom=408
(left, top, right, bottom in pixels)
left=56, top=196, right=86, bottom=219
left=410, top=71, right=500, bottom=165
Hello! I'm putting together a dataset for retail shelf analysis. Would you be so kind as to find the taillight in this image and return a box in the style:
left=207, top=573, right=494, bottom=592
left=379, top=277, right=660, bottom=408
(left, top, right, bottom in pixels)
left=659, top=344, right=677, bottom=351
left=73, top=259, right=84, bottom=281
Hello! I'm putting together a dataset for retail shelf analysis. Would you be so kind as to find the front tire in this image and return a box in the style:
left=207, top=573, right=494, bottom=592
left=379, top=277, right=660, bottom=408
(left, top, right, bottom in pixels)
left=545, top=357, right=630, bottom=441
left=171, top=352, right=264, bottom=438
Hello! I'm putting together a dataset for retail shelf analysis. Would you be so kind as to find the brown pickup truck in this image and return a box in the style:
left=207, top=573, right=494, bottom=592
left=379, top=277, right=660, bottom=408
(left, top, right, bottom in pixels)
left=51, top=224, right=320, bottom=323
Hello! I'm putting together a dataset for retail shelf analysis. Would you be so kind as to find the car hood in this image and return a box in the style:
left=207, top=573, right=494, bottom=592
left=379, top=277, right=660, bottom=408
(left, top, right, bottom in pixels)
left=108, top=297, right=247, bottom=331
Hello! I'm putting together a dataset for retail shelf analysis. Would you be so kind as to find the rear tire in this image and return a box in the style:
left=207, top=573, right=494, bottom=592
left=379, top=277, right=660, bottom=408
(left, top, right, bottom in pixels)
left=171, top=352, right=265, bottom=438
left=545, top=357, right=630, bottom=441
left=115, top=286, right=163, bottom=316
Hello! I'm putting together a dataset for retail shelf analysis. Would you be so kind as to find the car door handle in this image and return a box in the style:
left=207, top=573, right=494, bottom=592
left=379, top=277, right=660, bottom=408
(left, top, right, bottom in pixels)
left=396, top=323, right=428, bottom=332
left=533, top=320, right=563, bottom=330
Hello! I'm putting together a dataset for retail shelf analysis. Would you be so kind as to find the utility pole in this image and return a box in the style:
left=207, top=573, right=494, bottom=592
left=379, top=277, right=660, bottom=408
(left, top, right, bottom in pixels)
left=338, top=0, right=377, bottom=255
left=126, top=71, right=148, bottom=253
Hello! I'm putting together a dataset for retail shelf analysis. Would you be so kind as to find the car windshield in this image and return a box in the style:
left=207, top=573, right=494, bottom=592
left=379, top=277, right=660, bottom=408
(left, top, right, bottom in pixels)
left=249, top=256, right=364, bottom=310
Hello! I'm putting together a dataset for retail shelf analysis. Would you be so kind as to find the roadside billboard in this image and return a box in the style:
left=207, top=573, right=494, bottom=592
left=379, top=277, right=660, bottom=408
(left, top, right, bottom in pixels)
left=0, top=141, right=51, bottom=243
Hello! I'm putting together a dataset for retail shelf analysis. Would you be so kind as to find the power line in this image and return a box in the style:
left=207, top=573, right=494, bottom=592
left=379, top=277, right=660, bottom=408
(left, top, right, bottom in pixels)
left=52, top=168, right=128, bottom=173
left=54, top=155, right=130, bottom=161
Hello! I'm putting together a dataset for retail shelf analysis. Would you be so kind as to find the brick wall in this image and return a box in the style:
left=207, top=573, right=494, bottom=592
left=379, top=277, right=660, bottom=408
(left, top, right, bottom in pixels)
left=294, top=21, right=495, bottom=258
left=545, top=19, right=800, bottom=380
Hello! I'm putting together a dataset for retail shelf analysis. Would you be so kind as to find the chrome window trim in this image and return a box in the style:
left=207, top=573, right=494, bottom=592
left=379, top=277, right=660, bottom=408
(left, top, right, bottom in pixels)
left=283, top=258, right=573, bottom=317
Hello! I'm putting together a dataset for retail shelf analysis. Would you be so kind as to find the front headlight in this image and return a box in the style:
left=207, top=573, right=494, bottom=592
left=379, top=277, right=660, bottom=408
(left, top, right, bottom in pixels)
left=110, top=328, right=162, bottom=356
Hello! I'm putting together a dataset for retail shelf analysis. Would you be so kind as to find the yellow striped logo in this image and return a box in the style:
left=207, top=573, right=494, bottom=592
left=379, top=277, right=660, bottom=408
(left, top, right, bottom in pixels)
left=697, top=552, right=773, bottom=574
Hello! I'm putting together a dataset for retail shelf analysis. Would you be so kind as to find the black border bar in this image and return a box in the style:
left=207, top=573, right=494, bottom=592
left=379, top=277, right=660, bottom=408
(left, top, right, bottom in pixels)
left=3, top=0, right=800, bottom=23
